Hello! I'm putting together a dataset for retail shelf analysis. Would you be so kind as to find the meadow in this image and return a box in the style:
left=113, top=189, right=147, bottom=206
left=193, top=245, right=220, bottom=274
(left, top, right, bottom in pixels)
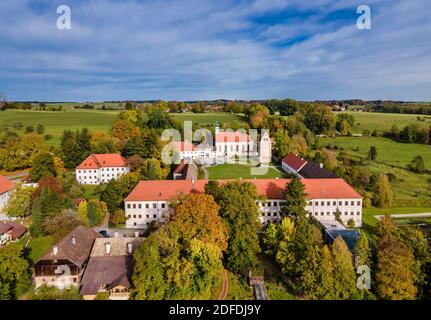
left=0, top=109, right=119, bottom=146
left=207, top=164, right=286, bottom=180
left=340, top=111, right=431, bottom=133
left=321, top=136, right=431, bottom=208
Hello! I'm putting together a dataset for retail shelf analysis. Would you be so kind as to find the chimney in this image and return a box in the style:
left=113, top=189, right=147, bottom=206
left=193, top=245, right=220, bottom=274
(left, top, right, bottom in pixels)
left=320, top=163, right=323, bottom=169
left=191, top=179, right=196, bottom=193
left=105, top=242, right=111, bottom=255
left=53, top=246, right=58, bottom=256
left=134, top=231, right=139, bottom=238
left=127, top=243, right=133, bottom=254
left=72, top=237, right=76, bottom=245
left=114, top=232, right=119, bottom=238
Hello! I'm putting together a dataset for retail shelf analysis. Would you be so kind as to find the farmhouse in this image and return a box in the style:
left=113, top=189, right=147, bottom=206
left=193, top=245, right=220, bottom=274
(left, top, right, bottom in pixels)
left=0, top=175, right=13, bottom=213
left=80, top=235, right=143, bottom=300
left=75, top=154, right=130, bottom=185
left=124, top=178, right=362, bottom=229
left=34, top=226, right=101, bottom=289
left=281, top=153, right=338, bottom=179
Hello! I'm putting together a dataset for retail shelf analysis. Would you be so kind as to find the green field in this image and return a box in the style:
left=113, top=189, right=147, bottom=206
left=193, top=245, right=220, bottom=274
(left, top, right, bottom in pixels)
left=321, top=136, right=431, bottom=207
left=340, top=111, right=431, bottom=133
left=171, top=113, right=246, bottom=126
left=0, top=109, right=119, bottom=146
left=26, top=235, right=54, bottom=264
left=207, top=164, right=286, bottom=180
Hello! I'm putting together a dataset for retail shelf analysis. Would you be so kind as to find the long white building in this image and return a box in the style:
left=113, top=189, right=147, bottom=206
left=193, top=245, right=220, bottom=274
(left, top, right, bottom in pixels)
left=75, top=154, right=130, bottom=185
left=124, top=178, right=362, bottom=229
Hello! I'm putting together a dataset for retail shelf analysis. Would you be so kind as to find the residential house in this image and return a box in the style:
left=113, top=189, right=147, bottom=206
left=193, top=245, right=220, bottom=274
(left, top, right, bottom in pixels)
left=173, top=159, right=198, bottom=181
left=75, top=154, right=130, bottom=185
left=0, top=221, right=27, bottom=246
left=124, top=178, right=362, bottom=229
left=281, top=153, right=338, bottom=179
left=80, top=234, right=143, bottom=300
left=34, top=226, right=102, bottom=289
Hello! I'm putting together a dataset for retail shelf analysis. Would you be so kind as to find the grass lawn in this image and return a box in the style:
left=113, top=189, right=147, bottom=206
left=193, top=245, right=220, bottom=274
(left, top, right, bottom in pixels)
left=0, top=109, right=119, bottom=146
left=171, top=112, right=246, bottom=126
left=340, top=111, right=431, bottom=133
left=80, top=184, right=101, bottom=200
left=321, top=136, right=431, bottom=207
left=26, top=236, right=54, bottom=265
left=207, top=164, right=286, bottom=180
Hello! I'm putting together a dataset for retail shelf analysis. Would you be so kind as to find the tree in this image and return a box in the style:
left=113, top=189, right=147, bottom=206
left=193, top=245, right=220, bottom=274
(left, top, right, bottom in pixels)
left=206, top=181, right=261, bottom=276
left=315, top=245, right=335, bottom=299
left=368, top=146, right=377, bottom=161
left=44, top=209, right=84, bottom=241
left=0, top=244, right=31, bottom=300
left=331, top=237, right=358, bottom=299
left=249, top=105, right=270, bottom=129
left=60, top=134, right=82, bottom=168
left=36, top=124, right=45, bottom=134
left=112, top=119, right=140, bottom=140
left=373, top=174, right=393, bottom=208
left=132, top=237, right=167, bottom=300
left=30, top=152, right=57, bottom=182
left=110, top=208, right=126, bottom=226
left=53, top=156, right=65, bottom=177
left=375, top=235, right=417, bottom=300
left=171, top=194, right=227, bottom=250
left=76, top=201, right=89, bottom=225
left=354, top=232, right=372, bottom=269
left=140, top=158, right=164, bottom=180
left=281, top=176, right=308, bottom=219
left=100, top=172, right=141, bottom=213
left=5, top=184, right=35, bottom=218
left=409, top=155, right=426, bottom=173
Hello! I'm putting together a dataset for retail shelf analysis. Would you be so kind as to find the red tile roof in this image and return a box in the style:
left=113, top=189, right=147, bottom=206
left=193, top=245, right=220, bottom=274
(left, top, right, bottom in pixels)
left=125, top=178, right=361, bottom=201
left=0, top=221, right=27, bottom=240
left=282, top=153, right=307, bottom=171
left=174, top=141, right=196, bottom=152
left=76, top=154, right=128, bottom=170
left=0, top=175, right=13, bottom=195
left=215, top=131, right=251, bottom=143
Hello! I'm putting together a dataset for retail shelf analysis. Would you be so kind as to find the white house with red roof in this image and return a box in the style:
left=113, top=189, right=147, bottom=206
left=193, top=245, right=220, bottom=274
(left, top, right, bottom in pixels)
left=124, top=178, right=362, bottom=229
left=0, top=175, right=14, bottom=213
left=75, top=154, right=130, bottom=185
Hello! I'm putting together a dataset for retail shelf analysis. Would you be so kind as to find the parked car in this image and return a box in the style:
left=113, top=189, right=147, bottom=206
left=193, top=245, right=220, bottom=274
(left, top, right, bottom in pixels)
left=98, top=230, right=109, bottom=238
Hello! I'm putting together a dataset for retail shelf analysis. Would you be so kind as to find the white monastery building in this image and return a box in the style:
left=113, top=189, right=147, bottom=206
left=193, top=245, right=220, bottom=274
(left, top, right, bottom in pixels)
left=173, top=124, right=271, bottom=164
left=75, top=154, right=130, bottom=185
left=124, top=178, right=362, bottom=229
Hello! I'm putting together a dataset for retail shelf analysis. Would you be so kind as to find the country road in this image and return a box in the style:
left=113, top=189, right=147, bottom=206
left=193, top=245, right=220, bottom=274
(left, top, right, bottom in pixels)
left=217, top=269, right=228, bottom=300
left=375, top=213, right=431, bottom=220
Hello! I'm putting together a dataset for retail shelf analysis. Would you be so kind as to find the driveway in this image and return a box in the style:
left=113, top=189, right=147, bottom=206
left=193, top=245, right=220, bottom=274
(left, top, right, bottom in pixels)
left=375, top=213, right=431, bottom=220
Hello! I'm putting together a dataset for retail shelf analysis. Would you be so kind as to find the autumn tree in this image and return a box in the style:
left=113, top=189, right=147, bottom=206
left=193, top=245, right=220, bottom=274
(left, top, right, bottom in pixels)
left=0, top=244, right=31, bottom=299
left=375, top=234, right=417, bottom=300
left=205, top=181, right=261, bottom=276
left=5, top=184, right=35, bottom=218
left=140, top=158, right=164, bottom=180
left=354, top=232, right=372, bottom=269
left=331, top=237, right=358, bottom=299
left=44, top=209, right=84, bottom=242
left=373, top=174, right=393, bottom=208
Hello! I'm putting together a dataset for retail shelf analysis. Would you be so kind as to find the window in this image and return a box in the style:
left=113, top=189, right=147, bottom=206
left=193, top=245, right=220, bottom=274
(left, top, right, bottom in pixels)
left=127, top=204, right=131, bottom=209
left=145, top=204, right=149, bottom=209
left=273, top=212, right=277, bottom=217
left=138, top=204, right=142, bottom=209
left=321, top=212, right=324, bottom=216
left=351, top=201, right=354, bottom=206
left=321, top=201, right=324, bottom=206
left=333, top=201, right=336, bottom=206
left=339, top=201, right=342, bottom=206
left=138, top=215, right=142, bottom=218
left=344, top=212, right=348, bottom=216
left=345, top=201, right=348, bottom=206
left=351, top=212, right=354, bottom=216
left=133, top=204, right=136, bottom=209
left=127, top=215, right=131, bottom=218
left=357, top=201, right=361, bottom=206
left=308, top=201, right=312, bottom=206
left=146, top=215, right=149, bottom=218
left=315, top=201, right=319, bottom=206
left=133, top=215, right=136, bottom=218
left=153, top=204, right=156, bottom=209
left=161, top=203, right=166, bottom=208
left=327, top=212, right=330, bottom=216
left=327, top=201, right=330, bottom=206
left=153, top=214, right=157, bottom=218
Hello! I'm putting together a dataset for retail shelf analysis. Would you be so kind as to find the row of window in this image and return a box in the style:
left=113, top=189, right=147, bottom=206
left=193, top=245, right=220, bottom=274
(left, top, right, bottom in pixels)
left=260, top=211, right=360, bottom=218
left=258, top=200, right=361, bottom=207
left=128, top=214, right=163, bottom=219
left=127, top=203, right=167, bottom=209
left=78, top=167, right=126, bottom=174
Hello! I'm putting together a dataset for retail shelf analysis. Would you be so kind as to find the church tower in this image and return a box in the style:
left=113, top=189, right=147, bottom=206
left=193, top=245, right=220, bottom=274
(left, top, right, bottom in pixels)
left=259, top=130, right=272, bottom=164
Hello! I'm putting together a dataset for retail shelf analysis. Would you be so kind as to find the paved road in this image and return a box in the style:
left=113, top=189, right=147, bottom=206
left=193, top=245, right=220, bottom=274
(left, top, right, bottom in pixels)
left=375, top=213, right=431, bottom=220
left=93, top=211, right=145, bottom=237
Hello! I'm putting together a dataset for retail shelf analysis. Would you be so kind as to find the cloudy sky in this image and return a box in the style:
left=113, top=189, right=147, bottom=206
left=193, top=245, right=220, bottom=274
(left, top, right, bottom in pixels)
left=1, top=0, right=430, bottom=101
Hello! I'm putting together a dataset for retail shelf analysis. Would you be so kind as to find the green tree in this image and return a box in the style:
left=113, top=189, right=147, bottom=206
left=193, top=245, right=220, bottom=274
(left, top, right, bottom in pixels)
left=409, top=155, right=426, bottom=173
left=0, top=244, right=31, bottom=300
left=368, top=146, right=377, bottom=161
left=100, top=172, right=141, bottom=213
left=140, top=158, right=164, bottom=180
left=316, top=245, right=335, bottom=299
left=30, top=152, right=57, bottom=182
left=36, top=124, right=45, bottom=134
left=132, top=237, right=167, bottom=300
left=281, top=176, right=308, bottom=219
left=44, top=209, right=84, bottom=242
left=110, top=208, right=126, bottom=226
left=354, top=232, right=372, bottom=269
left=5, top=184, right=35, bottom=218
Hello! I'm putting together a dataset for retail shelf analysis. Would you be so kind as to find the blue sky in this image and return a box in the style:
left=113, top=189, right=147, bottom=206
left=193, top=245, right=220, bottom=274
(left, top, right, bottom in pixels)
left=1, top=0, right=431, bottom=101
